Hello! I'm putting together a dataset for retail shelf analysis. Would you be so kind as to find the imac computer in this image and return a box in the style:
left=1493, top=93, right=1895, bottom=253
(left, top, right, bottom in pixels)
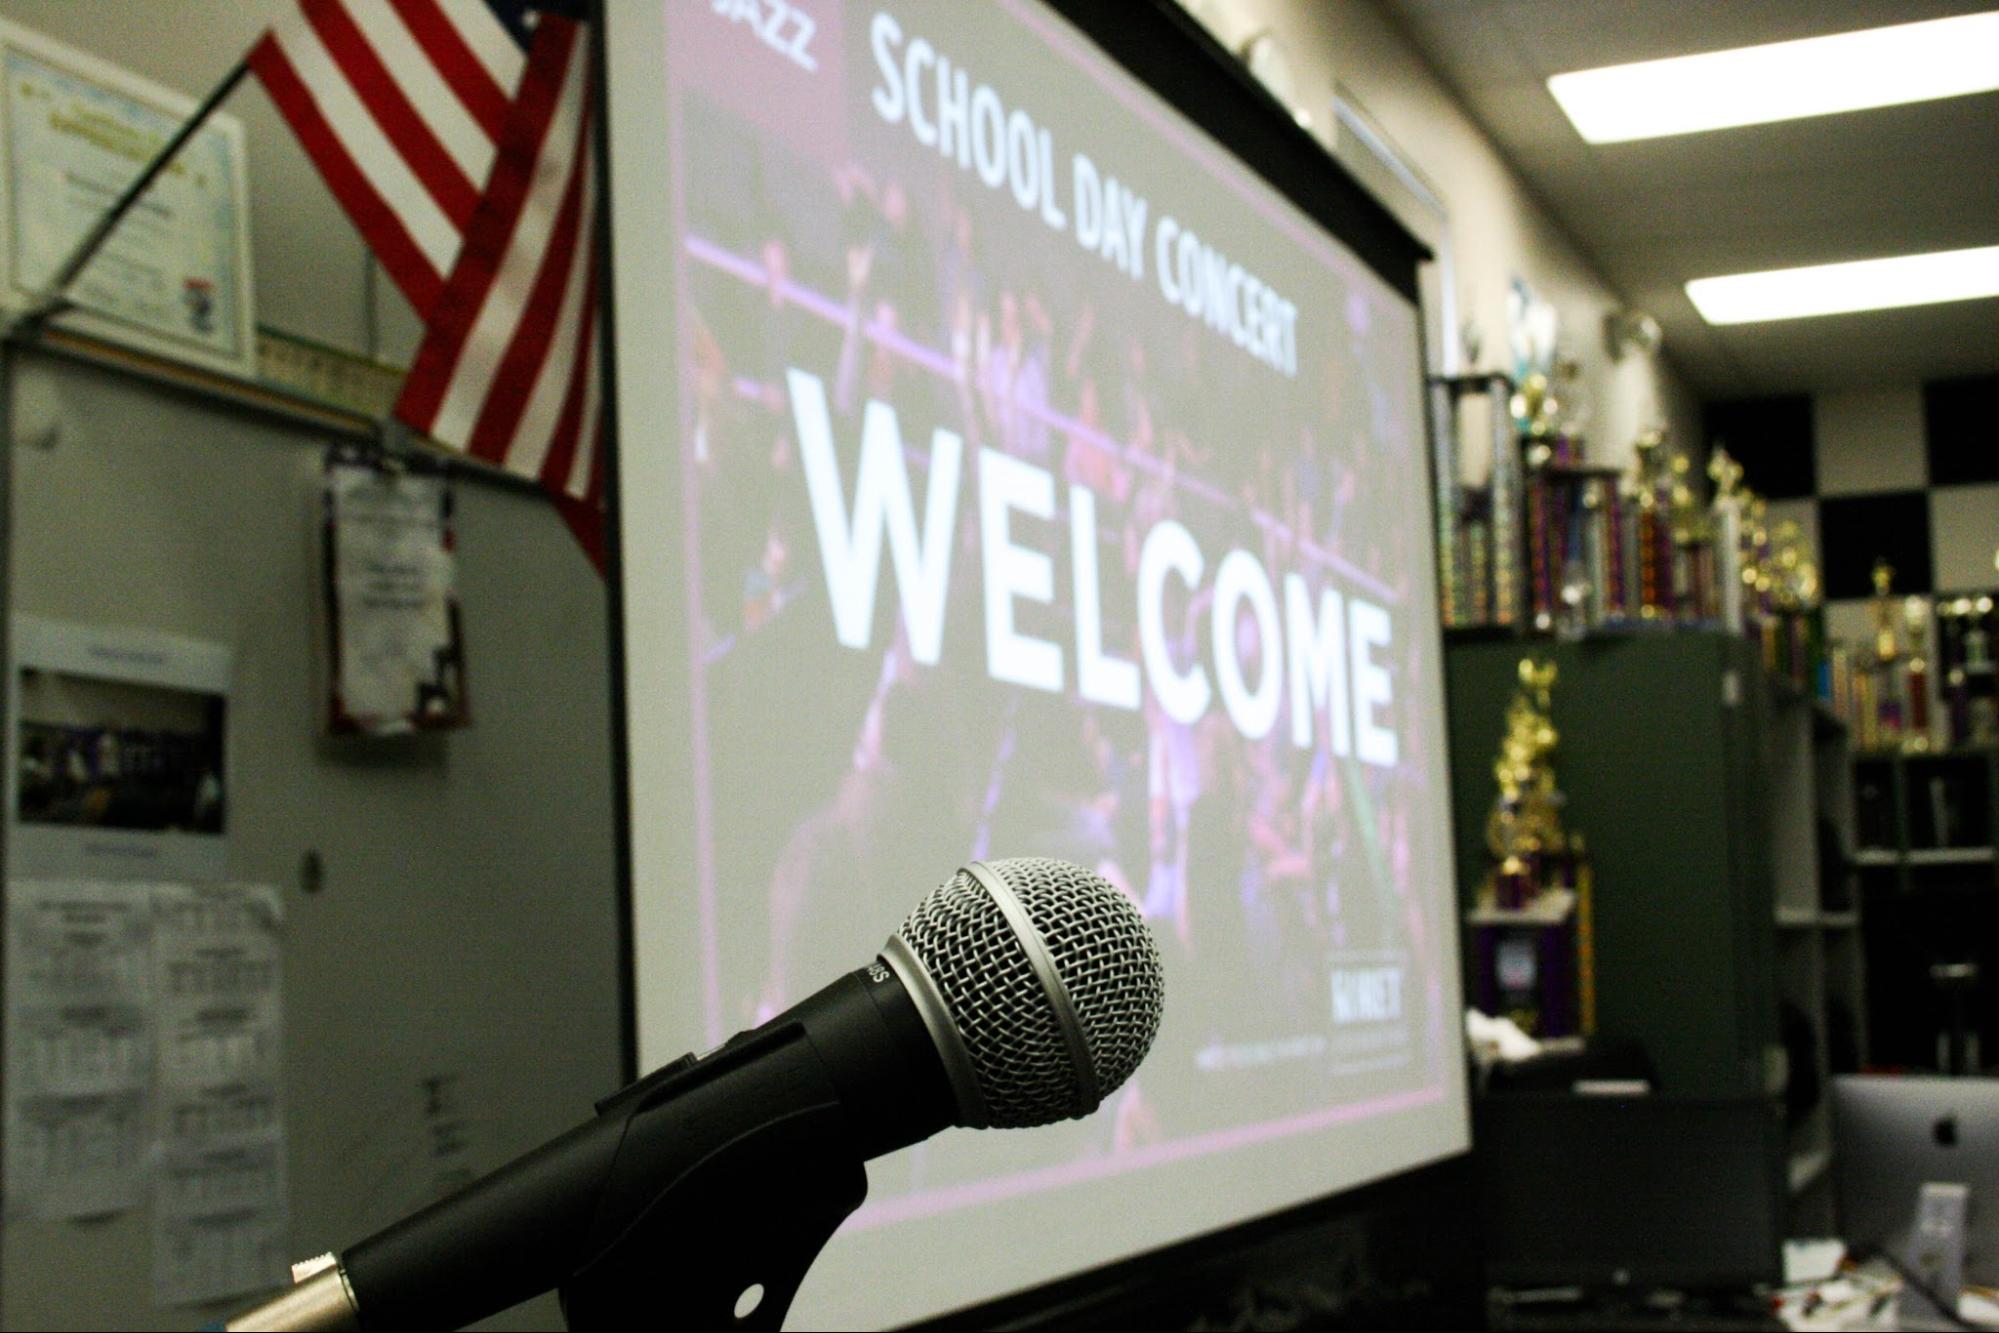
left=1835, top=1074, right=1999, bottom=1285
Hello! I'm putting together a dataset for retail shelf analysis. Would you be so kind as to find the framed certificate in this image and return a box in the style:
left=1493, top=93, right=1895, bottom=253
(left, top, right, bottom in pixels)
left=0, top=18, right=254, bottom=377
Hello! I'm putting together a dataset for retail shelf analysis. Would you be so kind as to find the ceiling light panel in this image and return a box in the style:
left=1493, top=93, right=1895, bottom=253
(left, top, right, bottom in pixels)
left=1549, top=11, right=1999, bottom=143
left=1686, top=246, right=1999, bottom=324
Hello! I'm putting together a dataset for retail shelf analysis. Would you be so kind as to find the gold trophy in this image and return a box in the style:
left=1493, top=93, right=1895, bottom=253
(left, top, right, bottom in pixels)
left=1744, top=494, right=1775, bottom=661
left=1904, top=595, right=1932, bottom=753
left=1669, top=452, right=1716, bottom=623
left=1873, top=560, right=1899, bottom=662
left=1856, top=667, right=1880, bottom=751
left=1871, top=561, right=1904, bottom=745
left=1483, top=659, right=1565, bottom=910
left=1708, top=448, right=1747, bottom=631
left=1476, top=658, right=1591, bottom=1036
left=1631, top=429, right=1673, bottom=620
left=1770, top=521, right=1818, bottom=682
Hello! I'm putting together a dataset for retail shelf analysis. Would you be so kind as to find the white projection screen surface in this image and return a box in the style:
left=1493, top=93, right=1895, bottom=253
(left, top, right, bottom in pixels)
left=604, top=3, right=1470, bottom=1326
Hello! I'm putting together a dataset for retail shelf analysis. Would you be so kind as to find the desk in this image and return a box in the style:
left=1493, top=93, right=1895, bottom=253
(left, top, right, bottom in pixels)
left=1775, top=1258, right=1999, bottom=1330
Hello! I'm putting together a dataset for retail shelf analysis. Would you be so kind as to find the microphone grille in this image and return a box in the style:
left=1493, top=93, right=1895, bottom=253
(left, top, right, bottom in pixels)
left=895, top=857, right=1164, bottom=1128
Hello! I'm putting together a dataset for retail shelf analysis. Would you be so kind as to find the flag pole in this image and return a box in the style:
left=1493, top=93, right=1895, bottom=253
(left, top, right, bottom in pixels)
left=6, top=56, right=250, bottom=340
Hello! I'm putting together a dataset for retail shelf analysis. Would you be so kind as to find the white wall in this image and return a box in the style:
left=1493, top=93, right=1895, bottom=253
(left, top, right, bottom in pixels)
left=2, top=350, right=620, bottom=1333
left=0, top=7, right=609, bottom=1328
left=1183, top=0, right=1700, bottom=473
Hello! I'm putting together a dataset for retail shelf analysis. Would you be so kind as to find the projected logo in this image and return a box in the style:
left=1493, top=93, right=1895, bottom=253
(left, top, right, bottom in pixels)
left=710, top=0, right=820, bottom=72
left=1326, top=950, right=1412, bottom=1075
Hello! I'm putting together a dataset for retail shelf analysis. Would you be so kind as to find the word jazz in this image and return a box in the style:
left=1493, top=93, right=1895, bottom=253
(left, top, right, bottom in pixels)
left=785, top=370, right=1398, bottom=766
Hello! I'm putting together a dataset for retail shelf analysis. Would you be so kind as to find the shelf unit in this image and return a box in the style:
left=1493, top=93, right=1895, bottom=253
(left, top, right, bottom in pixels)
left=1848, top=748, right=1999, bottom=1073
left=1777, top=670, right=1864, bottom=1233
left=1446, top=630, right=1861, bottom=1239
left=1776, top=907, right=1860, bottom=930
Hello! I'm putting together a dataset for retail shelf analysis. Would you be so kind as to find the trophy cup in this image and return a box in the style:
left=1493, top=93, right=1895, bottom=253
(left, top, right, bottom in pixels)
left=1602, top=471, right=1631, bottom=623
left=1709, top=448, right=1747, bottom=632
left=1941, top=596, right=1999, bottom=747
left=1856, top=666, right=1881, bottom=751
left=1433, top=369, right=1522, bottom=629
left=1515, top=373, right=1561, bottom=630
left=1798, top=552, right=1823, bottom=689
left=1670, top=453, right=1716, bottom=624
left=1512, top=371, right=1553, bottom=452
left=1464, top=490, right=1493, bottom=624
left=1632, top=429, right=1674, bottom=621
left=1904, top=595, right=1933, bottom=753
left=1872, top=561, right=1905, bottom=745
left=1968, top=596, right=1998, bottom=745
left=1746, top=495, right=1777, bottom=664
left=1771, top=521, right=1818, bottom=684
left=1830, top=641, right=1855, bottom=725
left=1942, top=599, right=1971, bottom=747
left=1429, top=377, right=1465, bottom=626
left=1551, top=356, right=1592, bottom=468
left=1487, top=376, right=1523, bottom=628
left=1474, top=658, right=1589, bottom=1036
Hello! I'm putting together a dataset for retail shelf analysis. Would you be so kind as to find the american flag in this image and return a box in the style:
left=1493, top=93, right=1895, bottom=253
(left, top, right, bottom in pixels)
left=251, top=1, right=606, bottom=567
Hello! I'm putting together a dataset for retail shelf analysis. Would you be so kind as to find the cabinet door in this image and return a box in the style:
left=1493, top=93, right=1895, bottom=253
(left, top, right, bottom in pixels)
left=1447, top=633, right=1770, bottom=1095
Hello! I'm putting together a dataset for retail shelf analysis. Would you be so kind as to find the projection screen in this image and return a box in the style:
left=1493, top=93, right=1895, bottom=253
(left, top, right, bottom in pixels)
left=604, top=3, right=1469, bottom=1325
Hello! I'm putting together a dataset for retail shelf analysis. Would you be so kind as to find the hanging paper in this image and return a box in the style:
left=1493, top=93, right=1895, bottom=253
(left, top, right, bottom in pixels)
left=322, top=449, right=469, bottom=736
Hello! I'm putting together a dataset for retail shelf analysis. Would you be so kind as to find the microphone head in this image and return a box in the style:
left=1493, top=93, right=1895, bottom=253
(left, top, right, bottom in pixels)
left=883, top=857, right=1164, bottom=1129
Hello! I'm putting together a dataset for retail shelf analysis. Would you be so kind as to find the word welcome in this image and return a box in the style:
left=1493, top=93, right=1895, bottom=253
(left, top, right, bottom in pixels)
left=787, top=369, right=1397, bottom=764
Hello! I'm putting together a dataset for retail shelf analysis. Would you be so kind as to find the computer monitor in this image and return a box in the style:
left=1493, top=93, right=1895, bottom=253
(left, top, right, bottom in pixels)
left=1835, top=1074, right=1999, bottom=1283
left=1476, top=1095, right=1785, bottom=1291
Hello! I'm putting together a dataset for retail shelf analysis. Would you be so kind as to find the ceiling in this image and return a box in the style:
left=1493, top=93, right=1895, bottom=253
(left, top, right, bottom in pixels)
left=1375, top=0, right=1999, bottom=402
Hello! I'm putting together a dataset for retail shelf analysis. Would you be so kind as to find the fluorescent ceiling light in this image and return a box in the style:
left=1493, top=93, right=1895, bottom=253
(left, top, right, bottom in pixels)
left=1549, top=11, right=1999, bottom=143
left=1686, top=247, right=1999, bottom=325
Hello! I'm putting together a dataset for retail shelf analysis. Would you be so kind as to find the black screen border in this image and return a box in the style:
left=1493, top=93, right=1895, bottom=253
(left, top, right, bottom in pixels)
left=1050, top=0, right=1429, bottom=303
left=591, top=1, right=1470, bottom=1325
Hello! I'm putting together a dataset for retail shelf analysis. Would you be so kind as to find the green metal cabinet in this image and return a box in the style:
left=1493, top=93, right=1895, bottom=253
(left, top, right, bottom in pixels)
left=1447, top=631, right=1780, bottom=1097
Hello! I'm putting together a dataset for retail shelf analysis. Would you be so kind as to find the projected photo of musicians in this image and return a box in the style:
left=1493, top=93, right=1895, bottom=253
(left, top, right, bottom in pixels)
left=662, top=5, right=1455, bottom=1205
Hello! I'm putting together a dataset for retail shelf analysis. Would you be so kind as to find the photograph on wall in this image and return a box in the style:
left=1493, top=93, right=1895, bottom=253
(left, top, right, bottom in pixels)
left=7, top=616, right=231, bottom=882
left=16, top=673, right=224, bottom=835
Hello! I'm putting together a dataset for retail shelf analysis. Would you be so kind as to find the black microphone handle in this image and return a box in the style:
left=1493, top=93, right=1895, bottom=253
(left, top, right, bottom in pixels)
left=318, top=962, right=956, bottom=1330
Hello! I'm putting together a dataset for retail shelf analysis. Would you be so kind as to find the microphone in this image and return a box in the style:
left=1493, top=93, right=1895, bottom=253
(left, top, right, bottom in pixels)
left=225, top=857, right=1164, bottom=1331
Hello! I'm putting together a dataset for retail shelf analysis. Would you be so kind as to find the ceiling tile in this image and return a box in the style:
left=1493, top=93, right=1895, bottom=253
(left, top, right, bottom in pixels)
left=1708, top=301, right=1999, bottom=393
left=1392, top=5, right=1541, bottom=86
left=1373, top=0, right=1999, bottom=399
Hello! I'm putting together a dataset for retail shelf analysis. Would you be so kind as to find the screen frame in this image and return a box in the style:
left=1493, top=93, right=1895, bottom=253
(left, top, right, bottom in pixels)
left=593, top=0, right=1470, bottom=1321
left=1044, top=1, right=1428, bottom=303
left=907, top=1150, right=1481, bottom=1330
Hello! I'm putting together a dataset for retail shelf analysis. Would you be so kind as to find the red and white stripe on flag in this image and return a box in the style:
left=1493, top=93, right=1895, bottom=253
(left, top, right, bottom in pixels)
left=249, top=0, right=527, bottom=318
left=393, top=16, right=606, bottom=568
